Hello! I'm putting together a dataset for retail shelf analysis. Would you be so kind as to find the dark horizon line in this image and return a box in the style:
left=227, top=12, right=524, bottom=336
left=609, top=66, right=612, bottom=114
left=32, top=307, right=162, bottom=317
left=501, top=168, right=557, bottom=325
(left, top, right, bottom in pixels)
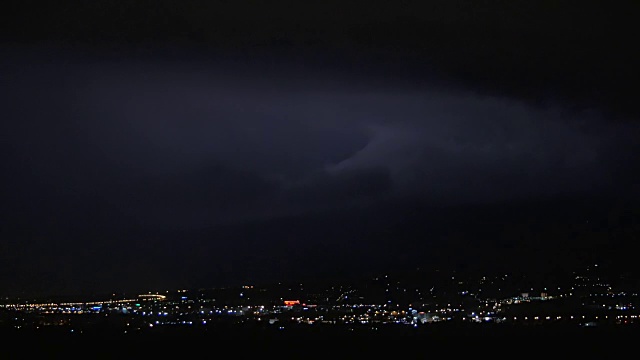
left=3, top=258, right=633, bottom=302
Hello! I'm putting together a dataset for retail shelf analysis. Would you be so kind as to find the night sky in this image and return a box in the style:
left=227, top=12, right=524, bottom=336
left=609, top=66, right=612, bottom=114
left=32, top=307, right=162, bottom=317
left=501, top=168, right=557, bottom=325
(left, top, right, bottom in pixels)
left=2, top=1, right=639, bottom=298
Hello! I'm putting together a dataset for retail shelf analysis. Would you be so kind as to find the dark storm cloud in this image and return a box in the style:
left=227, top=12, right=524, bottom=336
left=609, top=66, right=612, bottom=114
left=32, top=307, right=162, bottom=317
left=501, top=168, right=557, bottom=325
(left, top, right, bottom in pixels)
left=2, top=0, right=639, bottom=298
left=326, top=94, right=630, bottom=203
left=2, top=50, right=638, bottom=235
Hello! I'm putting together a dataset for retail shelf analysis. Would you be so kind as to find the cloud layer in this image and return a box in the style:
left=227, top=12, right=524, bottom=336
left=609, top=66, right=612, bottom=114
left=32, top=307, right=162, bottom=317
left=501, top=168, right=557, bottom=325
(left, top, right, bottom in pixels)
left=2, top=52, right=637, bottom=234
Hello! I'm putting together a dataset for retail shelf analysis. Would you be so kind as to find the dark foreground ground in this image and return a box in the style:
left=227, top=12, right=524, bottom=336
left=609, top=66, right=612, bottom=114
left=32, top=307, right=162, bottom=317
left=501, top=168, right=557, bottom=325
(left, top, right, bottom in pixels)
left=2, top=323, right=640, bottom=358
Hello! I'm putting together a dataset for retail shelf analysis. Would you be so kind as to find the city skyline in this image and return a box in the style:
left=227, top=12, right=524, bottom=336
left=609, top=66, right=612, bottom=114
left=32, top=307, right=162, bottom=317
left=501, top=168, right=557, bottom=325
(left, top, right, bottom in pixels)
left=3, top=261, right=639, bottom=337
